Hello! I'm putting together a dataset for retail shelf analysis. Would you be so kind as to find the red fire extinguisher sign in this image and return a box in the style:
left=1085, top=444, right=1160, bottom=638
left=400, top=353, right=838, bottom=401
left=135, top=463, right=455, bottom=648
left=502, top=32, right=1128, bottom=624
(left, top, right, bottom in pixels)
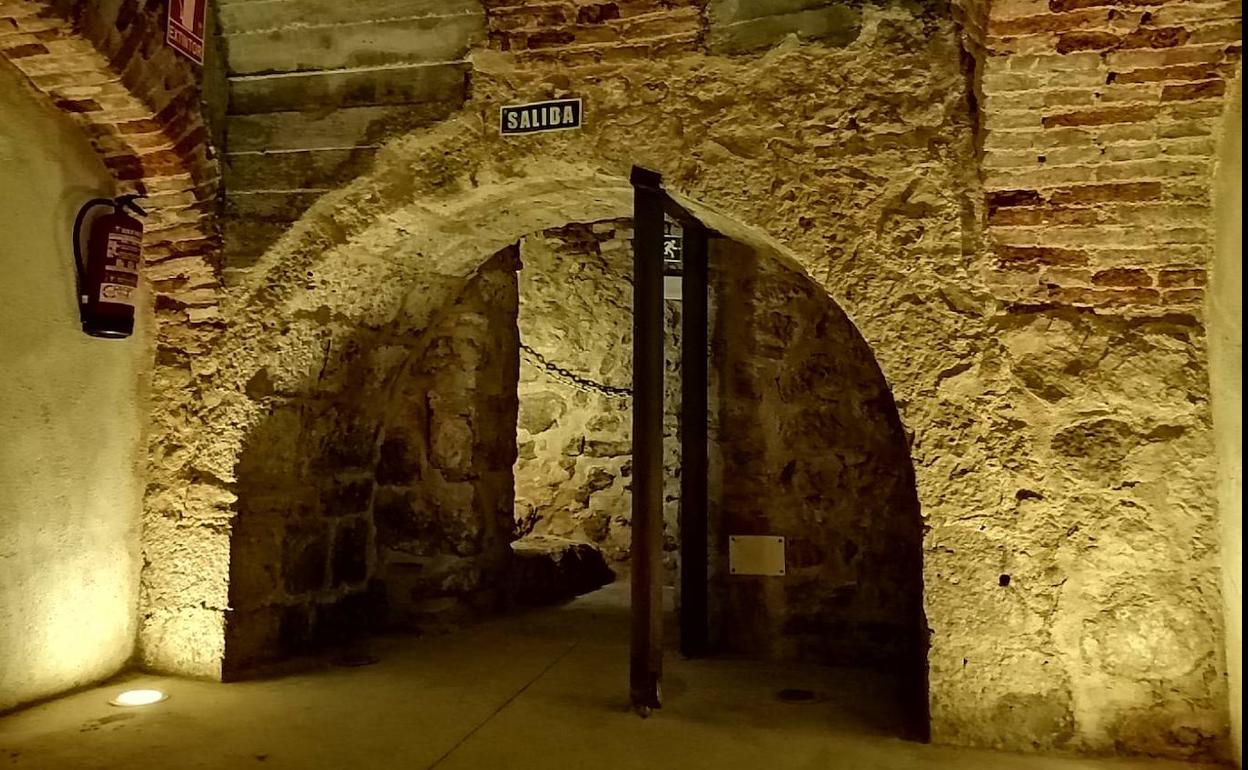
left=167, top=0, right=206, bottom=65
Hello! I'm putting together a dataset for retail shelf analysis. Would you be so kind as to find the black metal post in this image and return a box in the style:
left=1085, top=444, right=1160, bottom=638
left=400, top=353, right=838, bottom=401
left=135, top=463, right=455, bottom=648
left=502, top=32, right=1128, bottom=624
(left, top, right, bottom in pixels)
left=679, top=224, right=709, bottom=658
left=629, top=166, right=665, bottom=713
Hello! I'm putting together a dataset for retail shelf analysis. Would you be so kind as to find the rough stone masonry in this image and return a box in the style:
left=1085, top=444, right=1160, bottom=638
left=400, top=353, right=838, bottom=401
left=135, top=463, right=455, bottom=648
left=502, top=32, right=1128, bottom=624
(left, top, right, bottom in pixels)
left=513, top=220, right=683, bottom=572
left=5, top=0, right=1234, bottom=761
left=512, top=219, right=923, bottom=683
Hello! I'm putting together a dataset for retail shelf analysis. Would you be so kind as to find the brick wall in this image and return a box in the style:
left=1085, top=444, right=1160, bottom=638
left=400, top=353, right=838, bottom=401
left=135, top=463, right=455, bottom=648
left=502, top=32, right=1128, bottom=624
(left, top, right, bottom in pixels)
left=485, top=0, right=706, bottom=65
left=485, top=0, right=960, bottom=65
left=973, top=0, right=1240, bottom=314
left=942, top=0, right=1240, bottom=755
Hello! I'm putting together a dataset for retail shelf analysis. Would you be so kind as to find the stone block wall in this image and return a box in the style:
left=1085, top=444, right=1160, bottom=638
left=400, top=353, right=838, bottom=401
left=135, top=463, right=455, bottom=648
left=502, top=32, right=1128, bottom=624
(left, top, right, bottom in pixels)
left=484, top=0, right=957, bottom=65
left=707, top=240, right=925, bottom=674
left=708, top=0, right=895, bottom=53
left=513, top=221, right=682, bottom=573
left=226, top=320, right=409, bottom=671
left=372, top=249, right=520, bottom=629
left=485, top=0, right=706, bottom=66
left=216, top=0, right=481, bottom=269
left=225, top=249, right=519, bottom=672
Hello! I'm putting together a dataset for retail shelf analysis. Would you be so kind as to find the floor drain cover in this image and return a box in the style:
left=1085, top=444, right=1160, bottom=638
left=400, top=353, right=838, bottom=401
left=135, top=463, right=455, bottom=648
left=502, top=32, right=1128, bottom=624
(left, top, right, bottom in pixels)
left=776, top=688, right=819, bottom=704
left=332, top=651, right=380, bottom=668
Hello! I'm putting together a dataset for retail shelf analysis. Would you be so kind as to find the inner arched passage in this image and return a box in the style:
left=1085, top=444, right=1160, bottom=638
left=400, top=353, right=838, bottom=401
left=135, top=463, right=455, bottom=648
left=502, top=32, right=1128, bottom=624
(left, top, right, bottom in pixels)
left=509, top=220, right=927, bottom=684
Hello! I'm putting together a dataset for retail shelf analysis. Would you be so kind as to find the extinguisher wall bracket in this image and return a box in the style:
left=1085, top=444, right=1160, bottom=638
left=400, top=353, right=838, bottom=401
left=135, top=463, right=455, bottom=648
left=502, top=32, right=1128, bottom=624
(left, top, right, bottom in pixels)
left=116, top=194, right=148, bottom=219
left=72, top=198, right=117, bottom=306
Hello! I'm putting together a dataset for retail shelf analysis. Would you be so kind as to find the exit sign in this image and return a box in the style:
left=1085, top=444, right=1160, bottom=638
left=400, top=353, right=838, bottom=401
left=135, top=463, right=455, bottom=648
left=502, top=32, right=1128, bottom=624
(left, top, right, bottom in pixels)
left=167, top=0, right=206, bottom=65
left=500, top=98, right=583, bottom=136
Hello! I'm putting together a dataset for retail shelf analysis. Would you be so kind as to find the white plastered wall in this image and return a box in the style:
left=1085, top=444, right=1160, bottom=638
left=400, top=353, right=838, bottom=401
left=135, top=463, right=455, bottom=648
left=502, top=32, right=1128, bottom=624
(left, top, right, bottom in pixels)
left=0, top=61, right=151, bottom=711
left=1209, top=75, right=1242, bottom=764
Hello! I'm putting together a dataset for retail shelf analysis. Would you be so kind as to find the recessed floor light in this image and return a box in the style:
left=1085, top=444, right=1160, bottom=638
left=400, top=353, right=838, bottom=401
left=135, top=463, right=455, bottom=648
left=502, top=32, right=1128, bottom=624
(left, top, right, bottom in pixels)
left=109, top=689, right=168, bottom=707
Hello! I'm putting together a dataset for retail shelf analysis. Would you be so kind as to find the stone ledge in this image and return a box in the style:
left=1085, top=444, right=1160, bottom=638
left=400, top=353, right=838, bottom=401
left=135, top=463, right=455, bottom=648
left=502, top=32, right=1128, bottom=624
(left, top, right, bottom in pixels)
left=508, top=535, right=616, bottom=606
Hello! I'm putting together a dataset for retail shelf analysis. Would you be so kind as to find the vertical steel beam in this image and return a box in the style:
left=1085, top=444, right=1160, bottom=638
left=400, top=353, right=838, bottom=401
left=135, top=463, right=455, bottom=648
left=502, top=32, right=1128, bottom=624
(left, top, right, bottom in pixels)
left=679, top=224, right=709, bottom=658
left=629, top=166, right=665, bottom=712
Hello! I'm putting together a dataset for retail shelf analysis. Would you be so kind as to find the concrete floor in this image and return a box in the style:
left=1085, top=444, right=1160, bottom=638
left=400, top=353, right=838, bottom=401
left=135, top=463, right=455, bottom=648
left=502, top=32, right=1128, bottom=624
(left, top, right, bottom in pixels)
left=0, top=583, right=1220, bottom=770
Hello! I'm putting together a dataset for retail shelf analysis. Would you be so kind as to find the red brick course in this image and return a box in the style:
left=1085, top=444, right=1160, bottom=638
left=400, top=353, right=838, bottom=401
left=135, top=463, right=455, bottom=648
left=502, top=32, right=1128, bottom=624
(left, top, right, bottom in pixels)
left=485, top=0, right=707, bottom=66
left=5, top=0, right=1237, bottom=321
left=972, top=0, right=1239, bottom=314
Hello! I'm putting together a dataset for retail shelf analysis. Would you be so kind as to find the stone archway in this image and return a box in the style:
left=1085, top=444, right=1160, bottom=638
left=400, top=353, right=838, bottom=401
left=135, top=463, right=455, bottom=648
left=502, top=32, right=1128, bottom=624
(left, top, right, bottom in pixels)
left=210, top=171, right=934, bottom=720
left=181, top=125, right=967, bottom=694
left=145, top=9, right=1230, bottom=755
left=150, top=18, right=989, bottom=716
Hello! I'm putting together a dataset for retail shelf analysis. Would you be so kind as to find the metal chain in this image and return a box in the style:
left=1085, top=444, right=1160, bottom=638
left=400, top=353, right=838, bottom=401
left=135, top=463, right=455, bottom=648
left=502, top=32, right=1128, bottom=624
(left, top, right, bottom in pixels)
left=519, top=341, right=633, bottom=399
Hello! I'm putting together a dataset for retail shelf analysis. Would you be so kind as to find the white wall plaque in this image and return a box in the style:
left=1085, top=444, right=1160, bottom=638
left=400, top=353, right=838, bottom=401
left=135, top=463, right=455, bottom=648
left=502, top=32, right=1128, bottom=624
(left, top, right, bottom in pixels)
left=729, top=535, right=786, bottom=576
left=663, top=275, right=682, bottom=300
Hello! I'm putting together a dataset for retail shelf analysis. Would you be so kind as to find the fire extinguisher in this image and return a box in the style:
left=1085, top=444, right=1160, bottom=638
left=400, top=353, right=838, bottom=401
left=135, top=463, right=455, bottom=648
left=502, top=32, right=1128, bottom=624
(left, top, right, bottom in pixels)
left=72, top=194, right=146, bottom=339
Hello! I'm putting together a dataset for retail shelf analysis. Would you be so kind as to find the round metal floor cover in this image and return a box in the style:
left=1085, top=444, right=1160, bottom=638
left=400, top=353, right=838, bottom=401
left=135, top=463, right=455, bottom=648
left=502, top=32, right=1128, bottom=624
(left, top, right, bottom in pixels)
left=332, top=651, right=380, bottom=668
left=776, top=688, right=822, bottom=704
